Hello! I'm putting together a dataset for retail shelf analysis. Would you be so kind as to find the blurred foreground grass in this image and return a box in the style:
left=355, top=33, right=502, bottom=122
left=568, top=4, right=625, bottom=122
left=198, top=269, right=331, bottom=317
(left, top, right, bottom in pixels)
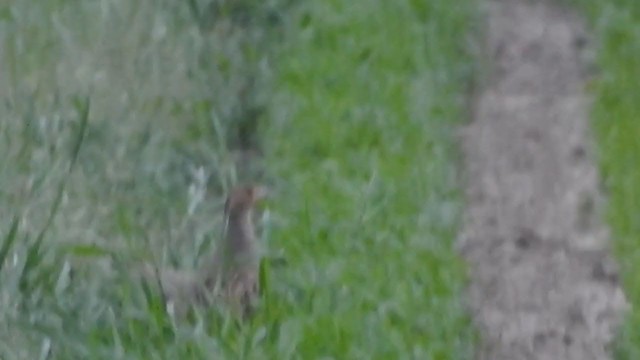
left=576, top=0, right=640, bottom=358
left=0, top=0, right=476, bottom=358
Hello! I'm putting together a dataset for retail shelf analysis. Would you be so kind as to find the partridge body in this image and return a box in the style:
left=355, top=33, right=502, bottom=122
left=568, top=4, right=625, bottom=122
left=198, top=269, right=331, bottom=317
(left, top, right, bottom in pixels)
left=201, top=185, right=267, bottom=316
left=141, top=185, right=267, bottom=318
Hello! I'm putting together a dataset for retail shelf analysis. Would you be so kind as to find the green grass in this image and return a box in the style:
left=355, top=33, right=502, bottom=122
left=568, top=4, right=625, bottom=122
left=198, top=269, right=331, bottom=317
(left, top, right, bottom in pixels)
left=0, top=0, right=476, bottom=358
left=265, top=1, right=476, bottom=357
left=574, top=0, right=640, bottom=358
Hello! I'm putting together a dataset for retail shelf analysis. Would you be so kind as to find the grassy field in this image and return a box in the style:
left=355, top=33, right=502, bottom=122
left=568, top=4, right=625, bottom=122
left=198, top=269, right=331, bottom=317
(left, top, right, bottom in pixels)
left=265, top=1, right=476, bottom=358
left=574, top=0, right=640, bottom=358
left=0, top=0, right=476, bottom=358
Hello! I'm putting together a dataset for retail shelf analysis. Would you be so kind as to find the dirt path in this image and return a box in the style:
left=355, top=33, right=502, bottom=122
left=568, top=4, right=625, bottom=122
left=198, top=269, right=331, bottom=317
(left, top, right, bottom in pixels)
left=458, top=0, right=628, bottom=359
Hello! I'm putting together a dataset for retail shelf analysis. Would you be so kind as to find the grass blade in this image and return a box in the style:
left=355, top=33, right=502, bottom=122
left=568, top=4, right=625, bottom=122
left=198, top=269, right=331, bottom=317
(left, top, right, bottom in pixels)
left=19, top=232, right=45, bottom=294
left=20, top=97, right=91, bottom=293
left=69, top=96, right=91, bottom=173
left=0, top=215, right=20, bottom=273
left=33, top=97, right=91, bottom=246
left=62, top=243, right=113, bottom=258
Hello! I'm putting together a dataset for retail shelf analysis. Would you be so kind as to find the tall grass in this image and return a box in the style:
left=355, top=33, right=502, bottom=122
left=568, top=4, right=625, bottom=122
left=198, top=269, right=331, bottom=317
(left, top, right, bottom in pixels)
left=0, top=0, right=476, bottom=358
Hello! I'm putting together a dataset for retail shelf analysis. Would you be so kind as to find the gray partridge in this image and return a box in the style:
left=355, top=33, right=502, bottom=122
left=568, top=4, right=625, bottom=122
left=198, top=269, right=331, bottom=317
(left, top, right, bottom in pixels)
left=140, top=184, right=267, bottom=318
left=200, top=184, right=267, bottom=317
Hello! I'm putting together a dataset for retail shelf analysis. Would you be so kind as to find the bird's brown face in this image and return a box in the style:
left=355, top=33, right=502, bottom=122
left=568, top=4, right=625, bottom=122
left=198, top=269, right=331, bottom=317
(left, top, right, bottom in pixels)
left=225, top=185, right=268, bottom=215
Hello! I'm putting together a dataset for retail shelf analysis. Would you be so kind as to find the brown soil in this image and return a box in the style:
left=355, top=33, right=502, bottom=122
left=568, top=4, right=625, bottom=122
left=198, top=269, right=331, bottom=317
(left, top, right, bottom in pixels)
left=458, top=1, right=628, bottom=359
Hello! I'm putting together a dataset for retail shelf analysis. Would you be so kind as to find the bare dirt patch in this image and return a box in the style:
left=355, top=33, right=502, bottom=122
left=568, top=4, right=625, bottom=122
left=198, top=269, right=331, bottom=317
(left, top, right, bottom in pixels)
left=458, top=0, right=628, bottom=359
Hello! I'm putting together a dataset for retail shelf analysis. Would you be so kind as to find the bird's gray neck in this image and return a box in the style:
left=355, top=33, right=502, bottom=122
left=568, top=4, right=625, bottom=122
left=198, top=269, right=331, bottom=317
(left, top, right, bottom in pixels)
left=221, top=210, right=259, bottom=267
left=225, top=211, right=256, bottom=255
left=201, top=209, right=260, bottom=289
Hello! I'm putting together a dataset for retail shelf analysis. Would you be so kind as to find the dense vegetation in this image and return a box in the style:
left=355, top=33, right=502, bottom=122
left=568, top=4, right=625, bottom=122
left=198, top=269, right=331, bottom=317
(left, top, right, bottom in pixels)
left=0, top=0, right=476, bottom=358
